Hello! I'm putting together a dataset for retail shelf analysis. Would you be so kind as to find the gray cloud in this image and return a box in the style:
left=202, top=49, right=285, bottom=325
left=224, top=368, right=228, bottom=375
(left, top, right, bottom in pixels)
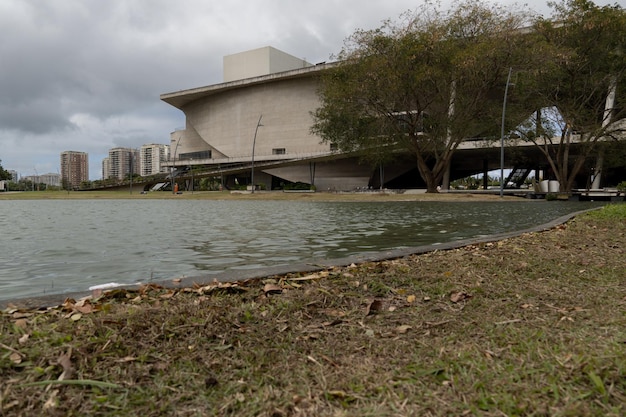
left=0, top=0, right=598, bottom=179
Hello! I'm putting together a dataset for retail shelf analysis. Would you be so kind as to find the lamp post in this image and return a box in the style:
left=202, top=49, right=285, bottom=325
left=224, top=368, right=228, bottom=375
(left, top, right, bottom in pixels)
left=251, top=115, right=263, bottom=194
left=171, top=136, right=182, bottom=194
left=129, top=151, right=133, bottom=195
left=500, top=67, right=513, bottom=198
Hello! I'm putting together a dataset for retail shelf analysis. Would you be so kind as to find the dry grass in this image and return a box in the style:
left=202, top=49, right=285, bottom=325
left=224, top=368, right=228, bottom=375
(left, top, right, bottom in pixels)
left=1, top=204, right=625, bottom=416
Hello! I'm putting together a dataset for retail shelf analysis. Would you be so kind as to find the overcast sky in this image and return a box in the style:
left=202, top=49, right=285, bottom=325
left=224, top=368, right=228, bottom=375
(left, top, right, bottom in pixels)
left=1, top=0, right=621, bottom=180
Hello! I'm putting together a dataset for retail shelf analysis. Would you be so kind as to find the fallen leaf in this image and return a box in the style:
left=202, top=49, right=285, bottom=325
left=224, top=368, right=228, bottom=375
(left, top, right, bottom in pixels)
left=395, top=325, right=412, bottom=334
left=14, top=319, right=28, bottom=329
left=423, top=296, right=431, bottom=302
left=11, top=311, right=33, bottom=319
left=159, top=292, right=175, bottom=299
left=10, top=352, right=22, bottom=364
left=114, top=356, right=138, bottom=363
left=73, top=301, right=95, bottom=314
left=57, top=348, right=74, bottom=381
left=287, top=273, right=321, bottom=281
left=263, top=283, right=283, bottom=295
left=172, top=278, right=182, bottom=283
left=18, top=334, right=29, bottom=345
left=365, top=299, right=383, bottom=316
left=70, top=313, right=82, bottom=321
left=406, top=295, right=416, bottom=303
left=450, top=292, right=472, bottom=303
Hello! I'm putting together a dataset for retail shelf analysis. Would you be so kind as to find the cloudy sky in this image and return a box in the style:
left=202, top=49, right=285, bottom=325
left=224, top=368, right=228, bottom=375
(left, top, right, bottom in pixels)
left=0, top=0, right=620, bottom=180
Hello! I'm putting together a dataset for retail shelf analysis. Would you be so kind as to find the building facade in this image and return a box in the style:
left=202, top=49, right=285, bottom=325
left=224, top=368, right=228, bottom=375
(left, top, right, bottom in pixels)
left=140, top=144, right=170, bottom=176
left=160, top=46, right=379, bottom=191
left=23, top=173, right=60, bottom=187
left=60, top=151, right=89, bottom=189
left=104, top=148, right=140, bottom=180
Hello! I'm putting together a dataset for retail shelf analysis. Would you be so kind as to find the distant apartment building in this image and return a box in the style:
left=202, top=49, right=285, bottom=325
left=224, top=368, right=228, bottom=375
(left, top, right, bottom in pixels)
left=140, top=144, right=170, bottom=176
left=39, top=173, right=61, bottom=187
left=103, top=147, right=139, bottom=180
left=60, top=151, right=89, bottom=189
left=23, top=173, right=60, bottom=187
left=8, top=170, right=18, bottom=182
left=102, top=157, right=110, bottom=180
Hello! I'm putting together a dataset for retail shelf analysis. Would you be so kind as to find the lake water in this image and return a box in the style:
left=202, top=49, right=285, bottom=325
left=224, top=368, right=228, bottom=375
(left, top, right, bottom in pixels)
left=0, top=199, right=599, bottom=301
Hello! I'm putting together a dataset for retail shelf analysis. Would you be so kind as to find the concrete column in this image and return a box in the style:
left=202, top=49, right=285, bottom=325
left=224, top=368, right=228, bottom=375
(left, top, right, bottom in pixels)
left=441, top=163, right=451, bottom=190
left=482, top=159, right=489, bottom=190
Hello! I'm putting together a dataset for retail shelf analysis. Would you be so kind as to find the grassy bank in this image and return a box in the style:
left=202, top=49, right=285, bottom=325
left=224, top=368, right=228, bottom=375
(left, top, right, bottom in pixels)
left=0, top=189, right=523, bottom=202
left=1, top=204, right=624, bottom=416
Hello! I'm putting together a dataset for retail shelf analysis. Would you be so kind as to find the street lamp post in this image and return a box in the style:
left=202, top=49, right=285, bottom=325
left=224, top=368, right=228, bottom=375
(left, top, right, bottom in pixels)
left=171, top=136, right=182, bottom=194
left=251, top=115, right=263, bottom=194
left=500, top=67, right=513, bottom=198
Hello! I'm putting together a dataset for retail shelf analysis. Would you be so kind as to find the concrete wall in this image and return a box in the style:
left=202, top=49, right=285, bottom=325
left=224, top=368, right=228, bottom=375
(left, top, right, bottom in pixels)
left=179, top=76, right=329, bottom=160
left=223, top=46, right=311, bottom=82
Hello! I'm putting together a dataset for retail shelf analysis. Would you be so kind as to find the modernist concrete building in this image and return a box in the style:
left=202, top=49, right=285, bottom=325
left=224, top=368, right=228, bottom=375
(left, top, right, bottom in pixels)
left=60, top=151, right=89, bottom=189
left=160, top=46, right=625, bottom=191
left=160, top=46, right=381, bottom=191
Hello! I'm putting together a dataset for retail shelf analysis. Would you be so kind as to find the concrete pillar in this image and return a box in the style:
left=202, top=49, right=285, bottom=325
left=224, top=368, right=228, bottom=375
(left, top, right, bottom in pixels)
left=593, top=78, right=617, bottom=189
left=482, top=159, right=489, bottom=190
left=441, top=163, right=451, bottom=190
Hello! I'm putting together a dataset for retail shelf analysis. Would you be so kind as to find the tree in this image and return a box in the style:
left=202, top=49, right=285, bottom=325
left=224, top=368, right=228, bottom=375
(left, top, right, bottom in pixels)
left=0, top=159, right=11, bottom=181
left=312, top=1, right=537, bottom=192
left=516, top=0, right=626, bottom=192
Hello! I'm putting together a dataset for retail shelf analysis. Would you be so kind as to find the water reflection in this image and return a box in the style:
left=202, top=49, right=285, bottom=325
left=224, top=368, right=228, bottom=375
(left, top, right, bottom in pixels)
left=0, top=199, right=600, bottom=300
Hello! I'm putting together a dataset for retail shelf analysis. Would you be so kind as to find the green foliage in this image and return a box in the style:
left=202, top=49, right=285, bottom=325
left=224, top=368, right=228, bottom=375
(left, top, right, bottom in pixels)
left=617, top=181, right=626, bottom=192
left=585, top=203, right=626, bottom=220
left=515, top=0, right=626, bottom=192
left=0, top=160, right=11, bottom=181
left=312, top=1, right=538, bottom=192
left=283, top=181, right=312, bottom=190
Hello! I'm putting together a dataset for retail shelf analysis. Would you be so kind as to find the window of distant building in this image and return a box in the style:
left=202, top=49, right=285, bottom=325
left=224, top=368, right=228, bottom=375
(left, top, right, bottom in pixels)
left=272, top=148, right=286, bottom=155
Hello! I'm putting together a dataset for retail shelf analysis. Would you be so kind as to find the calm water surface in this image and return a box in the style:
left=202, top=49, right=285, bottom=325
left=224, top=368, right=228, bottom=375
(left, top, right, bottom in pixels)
left=0, top=199, right=599, bottom=300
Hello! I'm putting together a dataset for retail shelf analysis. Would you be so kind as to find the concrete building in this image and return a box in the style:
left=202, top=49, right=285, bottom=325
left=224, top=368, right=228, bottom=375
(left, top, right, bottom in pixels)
left=104, top=148, right=140, bottom=180
left=60, top=151, right=89, bottom=189
left=102, top=157, right=110, bottom=180
left=42, top=173, right=60, bottom=187
left=161, top=47, right=377, bottom=191
left=140, top=144, right=170, bottom=176
left=160, top=46, right=625, bottom=192
left=23, top=173, right=60, bottom=187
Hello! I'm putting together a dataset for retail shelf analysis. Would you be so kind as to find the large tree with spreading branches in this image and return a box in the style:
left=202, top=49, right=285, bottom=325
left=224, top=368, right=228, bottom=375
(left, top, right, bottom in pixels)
left=515, top=0, right=626, bottom=192
left=311, top=1, right=539, bottom=192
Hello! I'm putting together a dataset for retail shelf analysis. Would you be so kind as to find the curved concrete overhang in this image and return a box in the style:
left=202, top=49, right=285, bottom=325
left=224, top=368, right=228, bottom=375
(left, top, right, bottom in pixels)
left=160, top=62, right=338, bottom=110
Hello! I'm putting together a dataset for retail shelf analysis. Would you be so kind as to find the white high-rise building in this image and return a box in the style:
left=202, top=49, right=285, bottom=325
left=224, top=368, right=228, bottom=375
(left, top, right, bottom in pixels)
left=140, top=144, right=170, bottom=176
left=105, top=148, right=139, bottom=180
